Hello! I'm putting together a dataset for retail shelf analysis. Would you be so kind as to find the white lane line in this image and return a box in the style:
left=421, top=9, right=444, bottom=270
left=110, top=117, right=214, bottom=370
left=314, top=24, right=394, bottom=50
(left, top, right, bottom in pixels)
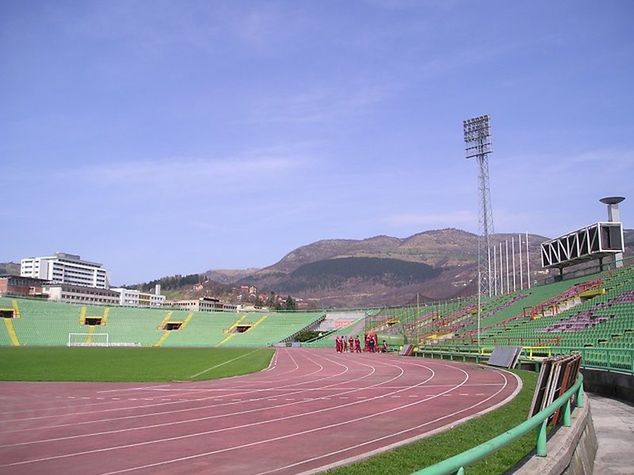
left=0, top=347, right=327, bottom=421
left=0, top=351, right=404, bottom=455
left=0, top=356, right=425, bottom=470
left=97, top=384, right=172, bottom=394
left=99, top=362, right=460, bottom=474
left=255, top=367, right=520, bottom=475
left=0, top=352, right=338, bottom=427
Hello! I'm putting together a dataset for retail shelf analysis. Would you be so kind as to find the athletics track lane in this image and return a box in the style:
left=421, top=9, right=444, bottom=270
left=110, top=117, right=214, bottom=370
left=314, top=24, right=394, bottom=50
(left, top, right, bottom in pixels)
left=0, top=348, right=521, bottom=474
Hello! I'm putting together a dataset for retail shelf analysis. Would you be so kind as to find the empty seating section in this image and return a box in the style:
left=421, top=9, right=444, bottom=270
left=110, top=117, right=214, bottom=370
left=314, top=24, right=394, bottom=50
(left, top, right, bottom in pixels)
left=413, top=265, right=634, bottom=370
left=106, top=307, right=179, bottom=346
left=0, top=321, right=12, bottom=346
left=366, top=299, right=476, bottom=343
left=219, top=312, right=324, bottom=347
left=0, top=297, right=324, bottom=348
left=0, top=298, right=85, bottom=346
left=163, top=312, right=241, bottom=347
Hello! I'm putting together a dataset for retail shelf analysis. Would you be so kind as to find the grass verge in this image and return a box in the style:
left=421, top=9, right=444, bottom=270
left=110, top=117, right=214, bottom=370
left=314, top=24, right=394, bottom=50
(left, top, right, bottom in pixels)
left=326, top=368, right=538, bottom=475
left=0, top=347, right=274, bottom=382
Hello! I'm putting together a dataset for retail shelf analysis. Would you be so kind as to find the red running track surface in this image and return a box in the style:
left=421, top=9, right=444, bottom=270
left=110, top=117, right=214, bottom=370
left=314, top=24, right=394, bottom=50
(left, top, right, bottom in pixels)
left=0, top=348, right=521, bottom=475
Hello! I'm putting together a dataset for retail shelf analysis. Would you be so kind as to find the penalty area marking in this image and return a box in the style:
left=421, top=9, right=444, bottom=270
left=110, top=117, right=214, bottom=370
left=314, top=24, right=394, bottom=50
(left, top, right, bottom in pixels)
left=189, top=349, right=264, bottom=379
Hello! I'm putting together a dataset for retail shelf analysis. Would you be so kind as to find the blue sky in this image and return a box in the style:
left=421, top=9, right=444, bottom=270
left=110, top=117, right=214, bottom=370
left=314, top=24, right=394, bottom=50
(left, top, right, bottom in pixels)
left=2, top=0, right=633, bottom=285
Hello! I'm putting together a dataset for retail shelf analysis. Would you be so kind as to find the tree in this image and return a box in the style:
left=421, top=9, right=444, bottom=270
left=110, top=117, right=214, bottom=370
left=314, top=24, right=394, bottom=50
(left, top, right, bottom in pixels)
left=285, top=295, right=296, bottom=311
left=266, top=291, right=276, bottom=307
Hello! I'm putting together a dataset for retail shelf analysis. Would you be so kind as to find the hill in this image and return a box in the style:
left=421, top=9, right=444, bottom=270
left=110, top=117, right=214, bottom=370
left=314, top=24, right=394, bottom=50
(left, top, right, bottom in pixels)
left=220, top=228, right=549, bottom=307
left=0, top=262, right=20, bottom=275
left=6, top=228, right=629, bottom=308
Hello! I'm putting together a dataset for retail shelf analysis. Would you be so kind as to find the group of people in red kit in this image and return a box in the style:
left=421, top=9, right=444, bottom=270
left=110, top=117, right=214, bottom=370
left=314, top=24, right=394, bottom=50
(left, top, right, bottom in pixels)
left=335, top=333, right=388, bottom=353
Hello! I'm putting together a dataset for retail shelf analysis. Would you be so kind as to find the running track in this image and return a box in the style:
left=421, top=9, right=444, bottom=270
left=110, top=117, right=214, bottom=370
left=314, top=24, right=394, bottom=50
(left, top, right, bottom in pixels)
left=0, top=348, right=521, bottom=474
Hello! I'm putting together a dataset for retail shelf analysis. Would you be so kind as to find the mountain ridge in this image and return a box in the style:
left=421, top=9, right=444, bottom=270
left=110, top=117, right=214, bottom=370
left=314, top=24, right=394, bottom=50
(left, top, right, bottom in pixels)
left=215, top=228, right=551, bottom=306
left=3, top=228, right=632, bottom=308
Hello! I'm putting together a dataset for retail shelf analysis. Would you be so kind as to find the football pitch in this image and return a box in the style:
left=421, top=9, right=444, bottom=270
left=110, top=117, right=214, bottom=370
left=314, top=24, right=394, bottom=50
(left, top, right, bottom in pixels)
left=0, top=347, right=274, bottom=382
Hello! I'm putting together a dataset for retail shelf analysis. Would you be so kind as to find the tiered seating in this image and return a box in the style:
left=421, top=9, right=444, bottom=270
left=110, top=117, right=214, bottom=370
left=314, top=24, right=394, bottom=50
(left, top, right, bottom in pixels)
left=443, top=275, right=606, bottom=347
left=220, top=312, right=324, bottom=347
left=423, top=266, right=634, bottom=361
left=164, top=312, right=250, bottom=347
left=1, top=298, right=86, bottom=346
left=105, top=307, right=178, bottom=346
left=0, top=297, right=324, bottom=348
left=372, top=299, right=476, bottom=342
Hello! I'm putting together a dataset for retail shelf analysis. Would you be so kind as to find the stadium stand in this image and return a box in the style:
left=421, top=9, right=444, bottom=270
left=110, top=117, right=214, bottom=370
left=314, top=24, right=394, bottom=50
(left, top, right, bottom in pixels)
left=301, top=263, right=634, bottom=368
left=0, top=297, right=324, bottom=348
left=1, top=264, right=633, bottom=361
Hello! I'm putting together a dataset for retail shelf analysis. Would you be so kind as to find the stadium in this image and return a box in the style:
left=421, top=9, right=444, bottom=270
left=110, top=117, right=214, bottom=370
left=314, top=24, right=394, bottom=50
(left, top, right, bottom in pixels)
left=1, top=231, right=632, bottom=473
left=4, top=1, right=634, bottom=473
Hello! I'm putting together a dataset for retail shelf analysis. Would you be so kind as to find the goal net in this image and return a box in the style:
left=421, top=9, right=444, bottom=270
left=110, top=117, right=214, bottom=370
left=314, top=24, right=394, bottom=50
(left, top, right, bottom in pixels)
left=67, top=332, right=110, bottom=347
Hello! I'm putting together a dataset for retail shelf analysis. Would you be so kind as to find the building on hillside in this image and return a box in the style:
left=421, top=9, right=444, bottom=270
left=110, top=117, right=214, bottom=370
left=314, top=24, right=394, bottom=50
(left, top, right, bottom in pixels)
left=166, top=296, right=237, bottom=312
left=111, top=285, right=166, bottom=308
left=21, top=253, right=109, bottom=289
left=44, top=283, right=119, bottom=305
left=0, top=275, right=49, bottom=298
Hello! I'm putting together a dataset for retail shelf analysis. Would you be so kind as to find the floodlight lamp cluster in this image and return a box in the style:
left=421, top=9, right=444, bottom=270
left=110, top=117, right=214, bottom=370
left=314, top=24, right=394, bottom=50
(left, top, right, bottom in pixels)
left=463, top=115, right=491, bottom=143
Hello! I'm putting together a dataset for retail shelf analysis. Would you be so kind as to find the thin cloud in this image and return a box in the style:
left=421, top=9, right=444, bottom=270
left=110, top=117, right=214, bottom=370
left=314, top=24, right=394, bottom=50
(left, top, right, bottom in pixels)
left=60, top=154, right=306, bottom=187
left=242, top=83, right=393, bottom=125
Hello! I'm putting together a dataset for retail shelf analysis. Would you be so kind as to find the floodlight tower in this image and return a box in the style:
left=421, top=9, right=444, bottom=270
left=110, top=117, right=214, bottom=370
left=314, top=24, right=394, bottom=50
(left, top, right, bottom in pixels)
left=464, top=115, right=495, bottom=297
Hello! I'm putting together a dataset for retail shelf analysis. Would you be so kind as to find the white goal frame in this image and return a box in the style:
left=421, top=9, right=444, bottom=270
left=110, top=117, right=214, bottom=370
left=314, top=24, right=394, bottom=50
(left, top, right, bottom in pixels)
left=67, top=333, right=110, bottom=347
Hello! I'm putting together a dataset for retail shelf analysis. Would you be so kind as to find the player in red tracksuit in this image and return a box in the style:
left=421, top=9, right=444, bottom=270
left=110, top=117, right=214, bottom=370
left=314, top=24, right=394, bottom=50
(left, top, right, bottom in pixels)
left=354, top=336, right=361, bottom=353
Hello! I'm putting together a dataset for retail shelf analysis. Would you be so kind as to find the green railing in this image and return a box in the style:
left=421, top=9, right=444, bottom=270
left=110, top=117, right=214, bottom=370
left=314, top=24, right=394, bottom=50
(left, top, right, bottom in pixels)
left=415, top=346, right=634, bottom=375
left=524, top=346, right=634, bottom=374
left=412, top=373, right=584, bottom=475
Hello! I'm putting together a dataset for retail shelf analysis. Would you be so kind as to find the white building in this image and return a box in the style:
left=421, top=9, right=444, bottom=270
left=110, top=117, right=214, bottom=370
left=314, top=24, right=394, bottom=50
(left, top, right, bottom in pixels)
left=45, top=283, right=120, bottom=305
left=111, top=285, right=166, bottom=308
left=167, top=297, right=237, bottom=313
left=21, top=253, right=109, bottom=289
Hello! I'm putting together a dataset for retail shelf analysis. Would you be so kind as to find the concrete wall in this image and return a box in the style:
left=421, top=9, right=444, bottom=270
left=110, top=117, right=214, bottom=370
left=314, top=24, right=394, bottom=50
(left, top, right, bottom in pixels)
left=582, top=368, right=634, bottom=404
left=514, top=401, right=597, bottom=475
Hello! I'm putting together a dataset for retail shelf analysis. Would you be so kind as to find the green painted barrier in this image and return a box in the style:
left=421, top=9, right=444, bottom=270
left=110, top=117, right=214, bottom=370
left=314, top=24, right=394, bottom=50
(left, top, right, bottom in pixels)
left=416, top=346, right=634, bottom=376
left=412, top=373, right=584, bottom=475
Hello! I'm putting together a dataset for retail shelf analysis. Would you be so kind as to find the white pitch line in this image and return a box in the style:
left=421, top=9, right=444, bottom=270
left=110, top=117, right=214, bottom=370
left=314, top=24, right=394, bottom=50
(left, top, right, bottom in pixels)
left=189, top=349, right=263, bottom=379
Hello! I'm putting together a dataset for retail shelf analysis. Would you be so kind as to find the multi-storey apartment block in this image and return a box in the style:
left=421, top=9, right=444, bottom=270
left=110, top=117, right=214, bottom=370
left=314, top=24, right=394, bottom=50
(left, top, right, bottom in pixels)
left=21, top=253, right=109, bottom=289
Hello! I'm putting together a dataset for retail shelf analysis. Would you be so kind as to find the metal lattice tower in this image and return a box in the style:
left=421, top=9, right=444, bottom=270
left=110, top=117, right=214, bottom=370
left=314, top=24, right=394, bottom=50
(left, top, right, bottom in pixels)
left=464, top=115, right=495, bottom=297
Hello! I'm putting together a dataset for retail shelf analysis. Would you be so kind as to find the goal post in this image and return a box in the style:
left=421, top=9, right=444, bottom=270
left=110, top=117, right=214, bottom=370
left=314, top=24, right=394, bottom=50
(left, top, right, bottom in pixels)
left=67, top=332, right=110, bottom=347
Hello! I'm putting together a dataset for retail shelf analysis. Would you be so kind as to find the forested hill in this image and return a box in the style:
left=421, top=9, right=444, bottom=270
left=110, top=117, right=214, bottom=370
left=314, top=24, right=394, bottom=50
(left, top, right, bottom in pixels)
left=281, top=257, right=442, bottom=293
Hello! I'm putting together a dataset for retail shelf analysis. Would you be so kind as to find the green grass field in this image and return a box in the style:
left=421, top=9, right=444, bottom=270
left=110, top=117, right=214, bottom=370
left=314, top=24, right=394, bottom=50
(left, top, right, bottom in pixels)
left=0, top=347, right=274, bottom=382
